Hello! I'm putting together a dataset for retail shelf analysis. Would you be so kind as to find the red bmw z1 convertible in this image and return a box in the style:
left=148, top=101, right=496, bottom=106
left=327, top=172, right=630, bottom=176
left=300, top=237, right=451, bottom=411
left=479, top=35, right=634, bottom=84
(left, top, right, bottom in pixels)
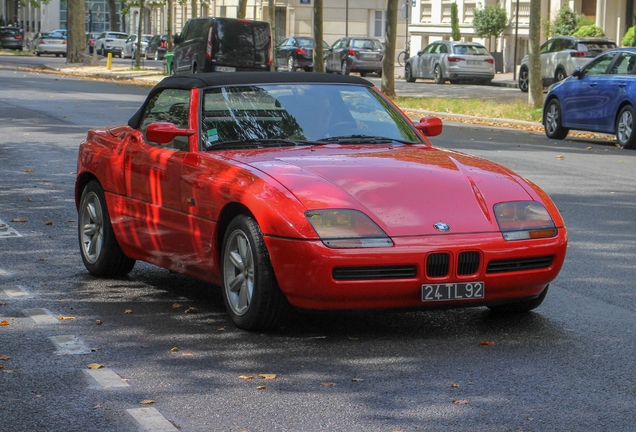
left=76, top=72, right=567, bottom=330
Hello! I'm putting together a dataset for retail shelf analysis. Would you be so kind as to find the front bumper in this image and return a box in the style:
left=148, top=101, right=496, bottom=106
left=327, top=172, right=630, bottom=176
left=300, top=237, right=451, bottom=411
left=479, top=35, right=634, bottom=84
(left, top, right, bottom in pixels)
left=265, top=229, right=567, bottom=310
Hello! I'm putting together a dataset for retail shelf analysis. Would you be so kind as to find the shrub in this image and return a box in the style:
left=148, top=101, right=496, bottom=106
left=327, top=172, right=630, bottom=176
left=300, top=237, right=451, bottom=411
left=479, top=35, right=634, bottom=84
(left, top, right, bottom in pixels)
left=572, top=25, right=605, bottom=37
left=622, top=26, right=636, bottom=47
left=550, top=5, right=579, bottom=36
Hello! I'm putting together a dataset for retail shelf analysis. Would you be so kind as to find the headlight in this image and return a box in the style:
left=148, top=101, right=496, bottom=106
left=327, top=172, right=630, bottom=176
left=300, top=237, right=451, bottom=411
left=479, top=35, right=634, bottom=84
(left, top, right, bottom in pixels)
left=305, top=209, right=393, bottom=248
left=494, top=201, right=557, bottom=241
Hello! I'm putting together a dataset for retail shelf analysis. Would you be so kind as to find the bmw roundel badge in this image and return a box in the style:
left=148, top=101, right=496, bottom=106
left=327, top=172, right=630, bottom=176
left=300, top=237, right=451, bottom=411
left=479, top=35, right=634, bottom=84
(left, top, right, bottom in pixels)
left=433, top=222, right=451, bottom=232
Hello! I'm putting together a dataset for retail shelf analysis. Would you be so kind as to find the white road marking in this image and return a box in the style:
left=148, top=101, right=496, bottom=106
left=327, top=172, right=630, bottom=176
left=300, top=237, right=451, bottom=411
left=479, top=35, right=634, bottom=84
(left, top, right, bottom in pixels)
left=84, top=368, right=130, bottom=389
left=0, top=219, right=21, bottom=238
left=50, top=335, right=92, bottom=355
left=2, top=285, right=31, bottom=298
left=126, top=407, right=178, bottom=431
left=23, top=308, right=59, bottom=324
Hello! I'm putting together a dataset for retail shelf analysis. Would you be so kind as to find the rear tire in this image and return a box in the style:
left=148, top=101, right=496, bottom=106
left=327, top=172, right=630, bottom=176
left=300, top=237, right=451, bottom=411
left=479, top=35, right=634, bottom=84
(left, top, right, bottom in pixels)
left=616, top=105, right=636, bottom=149
left=341, top=61, right=349, bottom=76
left=555, top=67, right=567, bottom=82
left=488, top=285, right=549, bottom=313
left=221, top=214, right=291, bottom=330
left=287, top=56, right=295, bottom=72
left=544, top=99, right=569, bottom=140
left=518, top=67, right=529, bottom=92
left=78, top=180, right=136, bottom=277
left=433, top=64, right=445, bottom=84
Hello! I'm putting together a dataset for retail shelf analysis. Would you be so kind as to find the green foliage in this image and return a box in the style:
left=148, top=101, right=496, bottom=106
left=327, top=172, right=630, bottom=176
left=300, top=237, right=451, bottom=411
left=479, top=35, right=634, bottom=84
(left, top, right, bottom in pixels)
left=0, top=16, right=4, bottom=27
left=472, top=3, right=508, bottom=39
left=572, top=25, right=605, bottom=37
left=622, top=26, right=636, bottom=47
left=550, top=5, right=580, bottom=36
left=451, top=2, right=461, bottom=41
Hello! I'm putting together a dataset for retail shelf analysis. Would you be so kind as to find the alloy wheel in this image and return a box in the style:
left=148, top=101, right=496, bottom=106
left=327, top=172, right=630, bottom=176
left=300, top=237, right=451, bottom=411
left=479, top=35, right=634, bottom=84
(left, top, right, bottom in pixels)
left=79, top=191, right=103, bottom=265
left=617, top=109, right=634, bottom=144
left=223, top=229, right=255, bottom=317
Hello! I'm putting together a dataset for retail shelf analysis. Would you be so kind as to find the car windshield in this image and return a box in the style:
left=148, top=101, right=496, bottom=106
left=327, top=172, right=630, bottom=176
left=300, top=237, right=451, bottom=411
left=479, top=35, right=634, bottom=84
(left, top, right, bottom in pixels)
left=109, top=33, right=128, bottom=40
left=453, top=45, right=490, bottom=55
left=297, top=38, right=314, bottom=47
left=577, top=41, right=617, bottom=55
left=201, top=84, right=423, bottom=149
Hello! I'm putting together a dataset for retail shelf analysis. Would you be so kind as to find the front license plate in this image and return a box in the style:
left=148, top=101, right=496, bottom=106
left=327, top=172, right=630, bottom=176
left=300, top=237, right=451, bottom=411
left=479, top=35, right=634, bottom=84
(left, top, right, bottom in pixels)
left=422, top=282, right=484, bottom=302
left=216, top=66, right=236, bottom=72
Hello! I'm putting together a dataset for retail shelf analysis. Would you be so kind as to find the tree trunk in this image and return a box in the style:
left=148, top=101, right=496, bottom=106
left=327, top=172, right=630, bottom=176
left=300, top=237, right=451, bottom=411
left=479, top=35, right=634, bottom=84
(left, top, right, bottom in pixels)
left=167, top=0, right=173, bottom=51
left=135, top=0, right=144, bottom=69
left=313, top=0, right=324, bottom=73
left=269, top=0, right=277, bottom=70
left=66, top=0, right=85, bottom=64
left=238, top=0, right=248, bottom=19
left=528, top=0, right=543, bottom=108
left=382, top=0, right=399, bottom=97
left=107, top=0, right=119, bottom=32
left=191, top=0, right=198, bottom=18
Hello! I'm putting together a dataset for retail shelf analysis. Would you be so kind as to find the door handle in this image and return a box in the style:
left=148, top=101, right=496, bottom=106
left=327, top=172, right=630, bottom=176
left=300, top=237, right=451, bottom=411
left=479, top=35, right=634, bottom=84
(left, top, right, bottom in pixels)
left=185, top=196, right=195, bottom=206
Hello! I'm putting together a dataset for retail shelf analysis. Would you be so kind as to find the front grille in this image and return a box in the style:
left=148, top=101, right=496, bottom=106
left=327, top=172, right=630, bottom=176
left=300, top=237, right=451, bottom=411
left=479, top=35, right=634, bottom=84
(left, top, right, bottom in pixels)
left=486, top=256, right=554, bottom=274
left=332, top=266, right=417, bottom=281
left=457, top=251, right=480, bottom=275
left=426, top=253, right=450, bottom=278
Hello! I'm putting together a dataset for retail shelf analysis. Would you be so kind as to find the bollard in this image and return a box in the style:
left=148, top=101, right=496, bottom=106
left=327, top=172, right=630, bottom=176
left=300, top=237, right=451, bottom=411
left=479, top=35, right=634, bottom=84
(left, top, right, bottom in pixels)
left=107, top=52, right=112, bottom=70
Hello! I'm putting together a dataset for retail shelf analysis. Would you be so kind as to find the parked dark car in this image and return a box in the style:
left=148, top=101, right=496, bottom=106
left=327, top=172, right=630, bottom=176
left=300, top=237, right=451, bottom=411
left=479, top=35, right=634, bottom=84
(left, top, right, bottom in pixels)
left=543, top=47, right=636, bottom=149
left=0, top=27, right=23, bottom=50
left=324, top=37, right=383, bottom=77
left=171, top=17, right=271, bottom=75
left=145, top=34, right=168, bottom=60
left=275, top=36, right=329, bottom=72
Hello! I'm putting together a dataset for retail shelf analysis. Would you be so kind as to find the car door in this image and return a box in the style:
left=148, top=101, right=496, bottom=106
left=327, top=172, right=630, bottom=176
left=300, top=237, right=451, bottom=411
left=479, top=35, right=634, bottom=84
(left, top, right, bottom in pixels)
left=326, top=39, right=343, bottom=71
left=414, top=43, right=436, bottom=78
left=540, top=39, right=556, bottom=80
left=561, top=51, right=618, bottom=130
left=123, top=88, right=196, bottom=264
left=124, top=35, right=135, bottom=57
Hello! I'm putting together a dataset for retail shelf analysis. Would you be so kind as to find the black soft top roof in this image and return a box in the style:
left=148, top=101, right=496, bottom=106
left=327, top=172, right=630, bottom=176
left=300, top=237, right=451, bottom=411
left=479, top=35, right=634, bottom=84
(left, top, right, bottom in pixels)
left=128, top=72, right=373, bottom=129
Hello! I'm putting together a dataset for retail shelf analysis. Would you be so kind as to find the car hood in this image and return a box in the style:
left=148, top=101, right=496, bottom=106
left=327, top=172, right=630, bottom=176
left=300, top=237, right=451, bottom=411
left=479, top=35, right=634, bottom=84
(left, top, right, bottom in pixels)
left=235, top=145, right=535, bottom=237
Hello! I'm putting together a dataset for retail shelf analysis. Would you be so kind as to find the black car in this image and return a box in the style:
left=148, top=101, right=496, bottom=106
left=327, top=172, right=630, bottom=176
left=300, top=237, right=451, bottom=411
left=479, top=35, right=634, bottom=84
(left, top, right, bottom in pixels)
left=145, top=34, right=167, bottom=60
left=0, top=27, right=23, bottom=50
left=275, top=36, right=329, bottom=72
left=171, top=17, right=271, bottom=75
left=325, top=37, right=384, bottom=77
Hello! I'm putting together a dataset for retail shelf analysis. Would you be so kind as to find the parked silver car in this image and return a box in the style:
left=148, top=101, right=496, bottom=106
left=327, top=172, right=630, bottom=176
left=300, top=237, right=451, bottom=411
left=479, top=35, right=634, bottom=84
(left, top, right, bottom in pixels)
left=518, top=35, right=616, bottom=92
left=123, top=34, right=151, bottom=59
left=324, top=37, right=384, bottom=77
left=404, top=40, right=495, bottom=85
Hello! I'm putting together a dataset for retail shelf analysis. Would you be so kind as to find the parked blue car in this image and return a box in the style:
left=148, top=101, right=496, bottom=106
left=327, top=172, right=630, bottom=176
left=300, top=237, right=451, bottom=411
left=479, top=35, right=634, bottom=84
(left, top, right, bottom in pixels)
left=543, top=47, right=636, bottom=149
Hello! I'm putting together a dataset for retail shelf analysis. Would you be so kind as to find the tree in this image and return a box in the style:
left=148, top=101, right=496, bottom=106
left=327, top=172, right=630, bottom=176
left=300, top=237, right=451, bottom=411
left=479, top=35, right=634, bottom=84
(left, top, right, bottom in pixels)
left=550, top=4, right=579, bottom=36
left=238, top=0, right=248, bottom=19
left=472, top=3, right=508, bottom=51
left=528, top=0, right=542, bottom=108
left=107, top=0, right=119, bottom=31
left=191, top=0, right=197, bottom=18
left=66, top=0, right=85, bottom=63
left=313, top=0, right=324, bottom=73
left=450, top=2, right=461, bottom=41
left=134, top=0, right=145, bottom=69
left=381, top=0, right=399, bottom=97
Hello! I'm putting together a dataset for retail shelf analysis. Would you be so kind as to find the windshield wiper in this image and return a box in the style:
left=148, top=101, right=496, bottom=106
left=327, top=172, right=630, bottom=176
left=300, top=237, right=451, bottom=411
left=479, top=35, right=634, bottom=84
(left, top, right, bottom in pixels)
left=205, top=138, right=307, bottom=150
left=315, top=135, right=418, bottom=145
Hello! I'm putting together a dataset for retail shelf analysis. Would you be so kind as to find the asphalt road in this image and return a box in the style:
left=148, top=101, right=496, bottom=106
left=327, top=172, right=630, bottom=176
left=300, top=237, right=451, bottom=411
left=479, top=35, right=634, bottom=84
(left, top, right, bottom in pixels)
left=0, top=69, right=635, bottom=431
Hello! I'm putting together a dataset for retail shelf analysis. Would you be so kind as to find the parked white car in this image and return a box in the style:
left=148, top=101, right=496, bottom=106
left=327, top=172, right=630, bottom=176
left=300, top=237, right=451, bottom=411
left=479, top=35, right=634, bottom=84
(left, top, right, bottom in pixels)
left=518, top=35, right=616, bottom=92
left=34, top=33, right=67, bottom=57
left=94, top=31, right=129, bottom=58
left=123, top=34, right=152, bottom=59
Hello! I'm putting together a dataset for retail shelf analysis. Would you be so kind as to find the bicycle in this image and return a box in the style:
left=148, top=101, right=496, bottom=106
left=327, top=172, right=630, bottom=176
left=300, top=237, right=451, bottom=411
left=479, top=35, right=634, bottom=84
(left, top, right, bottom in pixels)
left=397, top=40, right=411, bottom=67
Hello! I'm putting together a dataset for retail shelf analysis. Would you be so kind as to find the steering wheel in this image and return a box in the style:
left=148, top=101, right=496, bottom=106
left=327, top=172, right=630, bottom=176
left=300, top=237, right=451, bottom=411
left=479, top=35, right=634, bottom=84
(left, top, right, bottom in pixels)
left=325, top=121, right=358, bottom=137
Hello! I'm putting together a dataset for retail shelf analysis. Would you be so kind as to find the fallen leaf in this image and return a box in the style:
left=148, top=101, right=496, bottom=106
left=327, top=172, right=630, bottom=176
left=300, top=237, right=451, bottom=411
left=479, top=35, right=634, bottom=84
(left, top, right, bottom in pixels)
left=93, top=404, right=103, bottom=409
left=452, top=399, right=469, bottom=405
left=171, top=347, right=179, bottom=352
left=347, top=335, right=359, bottom=340
left=96, top=320, right=103, bottom=325
left=321, top=382, right=337, bottom=387
left=556, top=154, right=565, bottom=159
left=0, top=302, right=7, bottom=306
left=351, top=378, right=364, bottom=382
left=256, top=386, right=266, bottom=390
left=258, top=374, right=276, bottom=380
left=217, top=327, right=226, bottom=331
left=526, top=418, right=534, bottom=421
left=238, top=375, right=255, bottom=380
left=0, top=355, right=10, bottom=360
left=45, top=222, right=53, bottom=226
left=480, top=340, right=495, bottom=346
left=140, top=399, right=155, bottom=405
left=0, top=364, right=3, bottom=369
left=2, top=369, right=16, bottom=373
left=27, top=199, right=33, bottom=202
left=87, top=363, right=104, bottom=369
left=124, top=310, right=132, bottom=314
left=184, top=307, right=199, bottom=314
left=172, top=303, right=182, bottom=309
left=11, top=218, right=27, bottom=223
left=0, top=321, right=11, bottom=326
left=24, top=169, right=34, bottom=173
left=181, top=353, right=193, bottom=357
left=68, top=219, right=76, bottom=222
left=58, top=315, right=75, bottom=321
left=450, top=383, right=460, bottom=388
left=585, top=147, right=593, bottom=150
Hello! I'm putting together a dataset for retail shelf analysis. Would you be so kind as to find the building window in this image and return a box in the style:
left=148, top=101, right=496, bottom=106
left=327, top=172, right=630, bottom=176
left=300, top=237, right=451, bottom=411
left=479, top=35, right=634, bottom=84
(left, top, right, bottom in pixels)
left=374, top=10, right=386, bottom=38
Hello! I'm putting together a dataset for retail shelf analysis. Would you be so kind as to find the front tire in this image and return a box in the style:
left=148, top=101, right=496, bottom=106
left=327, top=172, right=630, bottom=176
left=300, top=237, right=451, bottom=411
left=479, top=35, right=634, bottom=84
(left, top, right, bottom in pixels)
left=544, top=99, right=569, bottom=140
left=616, top=105, right=636, bottom=149
left=287, top=55, right=295, bottom=72
left=518, top=67, right=529, bottom=92
left=341, top=60, right=349, bottom=76
left=221, top=215, right=291, bottom=330
left=488, top=285, right=549, bottom=313
left=433, top=64, right=445, bottom=84
left=405, top=64, right=416, bottom=82
left=78, top=180, right=135, bottom=277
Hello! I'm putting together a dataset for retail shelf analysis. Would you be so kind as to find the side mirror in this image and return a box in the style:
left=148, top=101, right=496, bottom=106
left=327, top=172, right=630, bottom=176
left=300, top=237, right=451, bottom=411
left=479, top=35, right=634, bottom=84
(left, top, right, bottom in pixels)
left=571, top=67, right=582, bottom=78
left=414, top=116, right=443, bottom=137
left=145, top=122, right=195, bottom=144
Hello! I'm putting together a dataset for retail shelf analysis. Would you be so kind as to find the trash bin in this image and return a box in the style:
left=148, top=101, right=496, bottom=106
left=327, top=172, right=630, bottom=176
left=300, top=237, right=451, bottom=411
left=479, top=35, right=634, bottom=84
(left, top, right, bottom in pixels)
left=164, top=52, right=174, bottom=75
